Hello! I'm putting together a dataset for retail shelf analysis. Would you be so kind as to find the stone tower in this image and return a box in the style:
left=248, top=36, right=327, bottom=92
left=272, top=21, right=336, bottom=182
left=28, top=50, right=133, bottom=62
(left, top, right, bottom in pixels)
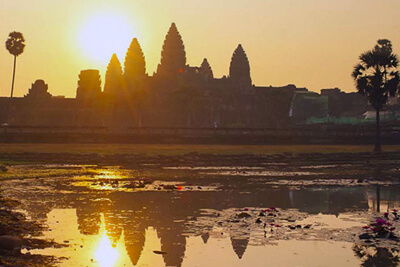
left=156, top=23, right=186, bottom=77
left=104, top=54, right=124, bottom=97
left=124, top=38, right=146, bottom=92
left=229, top=44, right=252, bottom=88
left=25, top=80, right=52, bottom=100
left=76, top=69, right=101, bottom=101
left=199, top=58, right=214, bottom=80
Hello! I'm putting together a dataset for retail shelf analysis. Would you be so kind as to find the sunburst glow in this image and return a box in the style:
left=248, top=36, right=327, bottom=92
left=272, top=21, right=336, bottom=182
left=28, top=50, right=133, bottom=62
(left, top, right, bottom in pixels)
left=78, top=12, right=134, bottom=65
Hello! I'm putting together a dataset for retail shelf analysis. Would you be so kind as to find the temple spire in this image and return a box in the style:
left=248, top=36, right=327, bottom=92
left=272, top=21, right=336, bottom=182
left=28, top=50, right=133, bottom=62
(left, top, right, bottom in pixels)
left=199, top=58, right=214, bottom=80
left=157, top=23, right=186, bottom=77
left=104, top=53, right=124, bottom=96
left=229, top=44, right=252, bottom=87
left=124, top=38, right=146, bottom=91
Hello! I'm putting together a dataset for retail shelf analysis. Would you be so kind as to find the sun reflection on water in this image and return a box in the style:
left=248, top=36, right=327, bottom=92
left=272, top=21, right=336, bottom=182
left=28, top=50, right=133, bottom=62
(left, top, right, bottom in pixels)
left=94, top=233, right=119, bottom=267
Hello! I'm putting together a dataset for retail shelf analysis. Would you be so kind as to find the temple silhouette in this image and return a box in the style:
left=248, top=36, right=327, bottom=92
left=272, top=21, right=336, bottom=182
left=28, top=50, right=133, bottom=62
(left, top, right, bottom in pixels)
left=0, top=23, right=375, bottom=130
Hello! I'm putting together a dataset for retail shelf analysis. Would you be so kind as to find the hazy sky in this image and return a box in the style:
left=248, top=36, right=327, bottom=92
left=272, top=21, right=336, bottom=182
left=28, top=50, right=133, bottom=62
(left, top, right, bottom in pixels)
left=0, top=0, right=400, bottom=97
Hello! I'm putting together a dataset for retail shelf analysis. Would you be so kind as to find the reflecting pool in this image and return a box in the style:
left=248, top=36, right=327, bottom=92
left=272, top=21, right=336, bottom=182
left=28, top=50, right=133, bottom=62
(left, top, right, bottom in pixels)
left=2, top=162, right=400, bottom=266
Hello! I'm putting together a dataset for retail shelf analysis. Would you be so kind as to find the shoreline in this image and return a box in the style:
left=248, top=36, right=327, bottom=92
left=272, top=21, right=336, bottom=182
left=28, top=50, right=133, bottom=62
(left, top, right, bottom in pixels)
left=0, top=144, right=399, bottom=156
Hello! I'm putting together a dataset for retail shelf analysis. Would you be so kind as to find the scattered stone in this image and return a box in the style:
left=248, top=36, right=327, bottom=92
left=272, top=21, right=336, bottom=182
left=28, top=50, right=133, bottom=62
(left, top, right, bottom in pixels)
left=237, top=212, right=252, bottom=219
left=163, top=185, right=177, bottom=190
left=255, top=218, right=262, bottom=224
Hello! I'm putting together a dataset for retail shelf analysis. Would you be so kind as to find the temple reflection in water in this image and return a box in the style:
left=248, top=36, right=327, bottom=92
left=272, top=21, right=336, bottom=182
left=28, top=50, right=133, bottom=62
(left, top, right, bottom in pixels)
left=15, top=183, right=398, bottom=266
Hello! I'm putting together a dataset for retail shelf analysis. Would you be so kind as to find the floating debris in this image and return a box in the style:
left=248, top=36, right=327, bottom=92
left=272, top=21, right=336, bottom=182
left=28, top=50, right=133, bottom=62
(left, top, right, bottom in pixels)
left=153, top=250, right=167, bottom=255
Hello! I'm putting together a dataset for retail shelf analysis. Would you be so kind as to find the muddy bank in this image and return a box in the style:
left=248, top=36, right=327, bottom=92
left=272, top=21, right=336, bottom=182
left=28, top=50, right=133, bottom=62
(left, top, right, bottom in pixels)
left=0, top=196, right=63, bottom=267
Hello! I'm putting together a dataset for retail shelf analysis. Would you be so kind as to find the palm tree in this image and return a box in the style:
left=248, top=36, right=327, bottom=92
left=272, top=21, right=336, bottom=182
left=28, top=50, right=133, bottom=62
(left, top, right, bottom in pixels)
left=6, top=32, right=25, bottom=99
left=5, top=32, right=25, bottom=125
left=352, top=39, right=400, bottom=152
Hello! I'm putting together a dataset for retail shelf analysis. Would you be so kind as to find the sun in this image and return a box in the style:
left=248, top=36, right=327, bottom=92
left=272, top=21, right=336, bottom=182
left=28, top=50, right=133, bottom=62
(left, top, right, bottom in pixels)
left=78, top=12, right=134, bottom=65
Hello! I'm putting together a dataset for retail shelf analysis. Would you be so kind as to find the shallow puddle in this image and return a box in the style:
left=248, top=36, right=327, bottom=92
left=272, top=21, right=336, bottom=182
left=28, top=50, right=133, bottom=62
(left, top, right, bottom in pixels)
left=2, top=163, right=400, bottom=266
left=29, top=208, right=362, bottom=267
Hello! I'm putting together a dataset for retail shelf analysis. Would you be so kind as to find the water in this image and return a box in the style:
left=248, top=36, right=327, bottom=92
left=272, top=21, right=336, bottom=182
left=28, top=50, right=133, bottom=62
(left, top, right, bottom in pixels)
left=2, top=163, right=400, bottom=266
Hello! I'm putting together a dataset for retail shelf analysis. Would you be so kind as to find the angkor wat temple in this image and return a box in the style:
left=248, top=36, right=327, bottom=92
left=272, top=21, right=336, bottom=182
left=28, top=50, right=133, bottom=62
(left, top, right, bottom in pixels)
left=0, top=23, right=370, bottom=129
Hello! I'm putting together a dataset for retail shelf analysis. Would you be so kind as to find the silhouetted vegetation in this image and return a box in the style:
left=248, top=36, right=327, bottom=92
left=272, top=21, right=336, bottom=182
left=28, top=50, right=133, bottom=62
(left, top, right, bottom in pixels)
left=352, top=39, right=400, bottom=152
left=5, top=31, right=25, bottom=124
left=5, top=32, right=25, bottom=99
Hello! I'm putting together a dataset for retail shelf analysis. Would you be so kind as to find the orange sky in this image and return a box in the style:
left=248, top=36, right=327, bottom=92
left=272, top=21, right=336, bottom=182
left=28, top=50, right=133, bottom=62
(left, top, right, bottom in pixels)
left=0, top=0, right=400, bottom=97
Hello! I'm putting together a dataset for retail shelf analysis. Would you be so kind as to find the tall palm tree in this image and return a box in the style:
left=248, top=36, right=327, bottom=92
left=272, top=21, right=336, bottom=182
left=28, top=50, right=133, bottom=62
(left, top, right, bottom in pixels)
left=6, top=32, right=25, bottom=99
left=352, top=39, right=400, bottom=152
left=5, top=31, right=25, bottom=125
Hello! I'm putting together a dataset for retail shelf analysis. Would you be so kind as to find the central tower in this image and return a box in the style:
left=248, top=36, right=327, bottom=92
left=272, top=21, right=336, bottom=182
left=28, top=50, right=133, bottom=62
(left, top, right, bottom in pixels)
left=156, top=23, right=186, bottom=78
left=229, top=44, right=252, bottom=88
